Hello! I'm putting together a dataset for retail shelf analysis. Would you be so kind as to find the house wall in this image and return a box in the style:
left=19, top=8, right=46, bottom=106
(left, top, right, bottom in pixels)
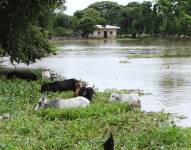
left=89, top=29, right=117, bottom=39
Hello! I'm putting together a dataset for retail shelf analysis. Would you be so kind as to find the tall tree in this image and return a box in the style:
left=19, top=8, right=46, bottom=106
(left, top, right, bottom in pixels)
left=74, top=8, right=106, bottom=24
left=89, top=1, right=122, bottom=25
left=155, top=0, right=191, bottom=37
left=119, top=2, right=143, bottom=37
left=0, top=0, right=65, bottom=64
left=74, top=8, right=106, bottom=38
left=117, top=7, right=133, bottom=35
left=155, top=0, right=179, bottom=37
left=77, top=17, right=96, bottom=38
left=175, top=0, right=191, bottom=37
left=139, top=1, right=153, bottom=34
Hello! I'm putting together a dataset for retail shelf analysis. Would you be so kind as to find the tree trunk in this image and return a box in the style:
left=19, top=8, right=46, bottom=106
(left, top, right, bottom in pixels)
left=132, top=33, right=136, bottom=38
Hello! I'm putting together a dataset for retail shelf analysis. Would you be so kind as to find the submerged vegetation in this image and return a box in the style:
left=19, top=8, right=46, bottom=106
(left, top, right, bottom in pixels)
left=0, top=72, right=191, bottom=149
left=119, top=60, right=130, bottom=64
left=128, top=53, right=191, bottom=58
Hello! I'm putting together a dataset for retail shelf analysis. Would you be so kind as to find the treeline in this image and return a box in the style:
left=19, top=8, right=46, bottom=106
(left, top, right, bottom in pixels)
left=41, top=0, right=191, bottom=38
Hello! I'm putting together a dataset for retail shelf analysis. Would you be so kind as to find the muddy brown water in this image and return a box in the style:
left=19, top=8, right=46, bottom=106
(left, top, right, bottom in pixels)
left=1, top=39, right=191, bottom=127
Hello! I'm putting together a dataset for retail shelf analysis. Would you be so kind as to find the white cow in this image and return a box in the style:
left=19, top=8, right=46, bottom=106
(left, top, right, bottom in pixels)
left=109, top=93, right=141, bottom=107
left=35, top=96, right=90, bottom=111
left=42, top=69, right=51, bottom=80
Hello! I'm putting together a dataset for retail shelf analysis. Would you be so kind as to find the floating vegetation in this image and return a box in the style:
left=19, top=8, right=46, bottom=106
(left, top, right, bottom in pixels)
left=119, top=60, right=130, bottom=63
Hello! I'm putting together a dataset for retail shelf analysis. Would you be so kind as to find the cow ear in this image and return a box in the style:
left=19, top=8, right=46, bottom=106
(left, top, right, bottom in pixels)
left=116, top=94, right=120, bottom=100
left=41, top=96, right=46, bottom=102
left=42, top=97, right=48, bottom=106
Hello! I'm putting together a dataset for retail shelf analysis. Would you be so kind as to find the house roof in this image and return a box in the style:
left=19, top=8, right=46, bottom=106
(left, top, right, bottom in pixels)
left=95, top=25, right=120, bottom=29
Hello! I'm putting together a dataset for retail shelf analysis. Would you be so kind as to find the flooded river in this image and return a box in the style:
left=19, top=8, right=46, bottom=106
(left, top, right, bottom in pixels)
left=2, top=39, right=191, bottom=127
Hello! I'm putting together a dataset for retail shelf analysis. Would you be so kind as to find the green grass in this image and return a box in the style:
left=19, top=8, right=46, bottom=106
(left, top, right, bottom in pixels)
left=0, top=75, right=191, bottom=149
left=128, top=53, right=191, bottom=58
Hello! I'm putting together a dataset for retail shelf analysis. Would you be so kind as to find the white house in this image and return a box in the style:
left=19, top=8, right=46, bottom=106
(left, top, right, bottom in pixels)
left=89, top=25, right=120, bottom=39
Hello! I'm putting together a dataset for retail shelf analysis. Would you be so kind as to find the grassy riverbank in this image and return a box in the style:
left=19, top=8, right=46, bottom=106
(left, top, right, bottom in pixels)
left=0, top=75, right=191, bottom=149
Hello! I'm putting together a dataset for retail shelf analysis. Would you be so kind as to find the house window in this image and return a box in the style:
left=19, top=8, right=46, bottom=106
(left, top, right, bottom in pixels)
left=110, top=31, right=113, bottom=35
left=98, top=31, right=101, bottom=35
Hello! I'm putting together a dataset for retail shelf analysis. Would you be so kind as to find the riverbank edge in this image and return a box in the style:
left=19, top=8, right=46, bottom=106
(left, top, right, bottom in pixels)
left=49, top=38, right=191, bottom=59
left=49, top=36, right=191, bottom=41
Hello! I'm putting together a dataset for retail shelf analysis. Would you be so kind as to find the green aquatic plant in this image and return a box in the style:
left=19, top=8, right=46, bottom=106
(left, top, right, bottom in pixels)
left=0, top=75, right=191, bottom=149
left=128, top=53, right=191, bottom=58
left=119, top=60, right=130, bottom=64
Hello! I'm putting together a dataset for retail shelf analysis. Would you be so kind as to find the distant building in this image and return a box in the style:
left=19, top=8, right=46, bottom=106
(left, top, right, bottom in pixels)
left=89, top=25, right=120, bottom=39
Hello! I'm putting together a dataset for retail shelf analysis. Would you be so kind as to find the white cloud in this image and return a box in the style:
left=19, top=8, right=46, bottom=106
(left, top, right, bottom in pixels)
left=64, top=0, right=148, bottom=15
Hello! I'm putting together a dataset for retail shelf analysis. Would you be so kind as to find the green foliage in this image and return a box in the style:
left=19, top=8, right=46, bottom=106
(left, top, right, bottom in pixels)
left=43, top=0, right=191, bottom=39
left=72, top=0, right=191, bottom=38
left=5, top=26, right=54, bottom=65
left=37, top=11, right=55, bottom=32
left=50, top=14, right=78, bottom=37
left=37, top=103, right=131, bottom=121
left=0, top=75, right=191, bottom=149
left=89, top=1, right=122, bottom=25
left=54, top=14, right=77, bottom=29
left=125, top=3, right=142, bottom=37
left=77, top=17, right=96, bottom=38
left=2, top=0, right=191, bottom=65
left=81, top=8, right=106, bottom=24
left=135, top=126, right=191, bottom=149
left=139, top=1, right=154, bottom=34
left=0, top=0, right=65, bottom=64
left=53, top=27, right=74, bottom=37
left=118, top=1, right=156, bottom=37
left=155, top=0, right=191, bottom=37
left=73, top=8, right=106, bottom=35
left=73, top=8, right=106, bottom=38
left=176, top=13, right=191, bottom=37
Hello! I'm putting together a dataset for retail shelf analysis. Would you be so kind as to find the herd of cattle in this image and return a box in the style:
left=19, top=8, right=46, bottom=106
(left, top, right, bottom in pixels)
left=4, top=69, right=143, bottom=149
left=5, top=69, right=142, bottom=111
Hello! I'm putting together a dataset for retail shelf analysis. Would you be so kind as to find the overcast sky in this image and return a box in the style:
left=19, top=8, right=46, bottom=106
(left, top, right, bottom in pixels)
left=64, top=0, right=149, bottom=15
